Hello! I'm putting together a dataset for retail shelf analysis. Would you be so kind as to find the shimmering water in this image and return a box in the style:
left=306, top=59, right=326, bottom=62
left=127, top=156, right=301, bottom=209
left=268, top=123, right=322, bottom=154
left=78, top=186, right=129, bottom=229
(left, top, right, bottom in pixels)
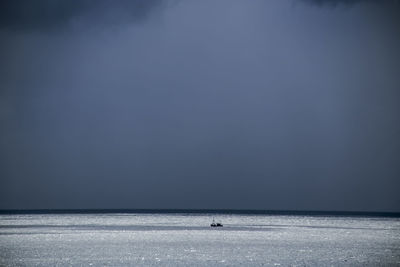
left=1, top=213, right=399, bottom=266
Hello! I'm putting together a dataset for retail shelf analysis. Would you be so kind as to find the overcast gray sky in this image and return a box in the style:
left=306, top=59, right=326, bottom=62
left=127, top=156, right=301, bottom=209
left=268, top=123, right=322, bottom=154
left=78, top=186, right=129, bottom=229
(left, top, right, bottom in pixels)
left=1, top=0, right=399, bottom=211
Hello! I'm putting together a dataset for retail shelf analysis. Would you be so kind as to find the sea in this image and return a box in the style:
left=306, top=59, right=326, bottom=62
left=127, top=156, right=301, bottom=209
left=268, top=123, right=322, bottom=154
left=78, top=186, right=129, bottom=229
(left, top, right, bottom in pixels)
left=1, top=210, right=399, bottom=266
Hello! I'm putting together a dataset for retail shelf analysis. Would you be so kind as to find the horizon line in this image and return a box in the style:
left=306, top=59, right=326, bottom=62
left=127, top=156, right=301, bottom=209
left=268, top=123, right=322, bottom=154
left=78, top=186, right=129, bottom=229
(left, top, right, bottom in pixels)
left=0, top=208, right=399, bottom=217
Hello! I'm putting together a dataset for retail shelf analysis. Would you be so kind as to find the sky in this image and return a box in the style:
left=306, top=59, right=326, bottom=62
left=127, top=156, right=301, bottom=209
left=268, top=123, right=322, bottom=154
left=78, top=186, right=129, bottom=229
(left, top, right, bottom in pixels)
left=0, top=0, right=399, bottom=212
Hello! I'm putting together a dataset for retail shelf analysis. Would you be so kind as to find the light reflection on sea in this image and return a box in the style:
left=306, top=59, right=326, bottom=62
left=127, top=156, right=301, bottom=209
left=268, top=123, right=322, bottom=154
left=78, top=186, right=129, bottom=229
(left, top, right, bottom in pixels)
left=1, top=213, right=400, bottom=266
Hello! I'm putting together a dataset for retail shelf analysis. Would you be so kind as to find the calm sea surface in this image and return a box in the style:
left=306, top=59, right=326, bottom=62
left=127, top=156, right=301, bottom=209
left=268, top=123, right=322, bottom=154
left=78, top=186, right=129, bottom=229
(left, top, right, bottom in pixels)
left=1, top=213, right=399, bottom=266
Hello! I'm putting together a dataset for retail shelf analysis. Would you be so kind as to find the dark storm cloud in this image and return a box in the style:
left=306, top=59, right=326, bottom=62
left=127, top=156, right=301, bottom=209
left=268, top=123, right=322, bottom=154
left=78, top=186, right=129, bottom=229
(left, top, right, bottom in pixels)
left=0, top=0, right=399, bottom=211
left=0, top=0, right=164, bottom=31
left=302, top=0, right=374, bottom=6
left=302, top=0, right=400, bottom=7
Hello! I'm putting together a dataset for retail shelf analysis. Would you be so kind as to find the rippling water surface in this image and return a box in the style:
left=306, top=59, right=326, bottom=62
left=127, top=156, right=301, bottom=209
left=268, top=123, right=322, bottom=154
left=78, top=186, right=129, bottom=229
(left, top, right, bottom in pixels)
left=1, top=213, right=399, bottom=266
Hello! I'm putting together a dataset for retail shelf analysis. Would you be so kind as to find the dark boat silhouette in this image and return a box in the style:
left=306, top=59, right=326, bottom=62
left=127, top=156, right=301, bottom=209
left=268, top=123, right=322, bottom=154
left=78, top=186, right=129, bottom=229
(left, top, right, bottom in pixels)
left=210, top=219, right=223, bottom=227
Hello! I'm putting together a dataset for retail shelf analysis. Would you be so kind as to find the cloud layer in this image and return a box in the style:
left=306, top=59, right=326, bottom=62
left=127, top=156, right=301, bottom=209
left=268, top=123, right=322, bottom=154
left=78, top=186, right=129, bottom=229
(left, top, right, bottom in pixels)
left=1, top=0, right=399, bottom=211
left=0, top=0, right=164, bottom=31
left=303, top=0, right=375, bottom=6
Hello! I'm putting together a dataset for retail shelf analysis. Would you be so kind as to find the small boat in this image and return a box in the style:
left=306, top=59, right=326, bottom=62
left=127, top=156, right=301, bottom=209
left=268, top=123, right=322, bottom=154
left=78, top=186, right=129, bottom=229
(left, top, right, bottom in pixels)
left=210, top=218, right=223, bottom=227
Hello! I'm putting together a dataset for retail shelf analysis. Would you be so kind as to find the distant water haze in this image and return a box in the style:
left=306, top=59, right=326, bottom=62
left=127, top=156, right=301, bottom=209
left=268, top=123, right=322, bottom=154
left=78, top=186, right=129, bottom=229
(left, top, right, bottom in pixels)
left=0, top=0, right=399, bottom=211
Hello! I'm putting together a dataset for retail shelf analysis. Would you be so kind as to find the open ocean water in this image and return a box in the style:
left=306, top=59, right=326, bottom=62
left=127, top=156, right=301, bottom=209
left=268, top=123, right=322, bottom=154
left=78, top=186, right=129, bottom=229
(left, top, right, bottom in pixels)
left=1, top=212, right=399, bottom=266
